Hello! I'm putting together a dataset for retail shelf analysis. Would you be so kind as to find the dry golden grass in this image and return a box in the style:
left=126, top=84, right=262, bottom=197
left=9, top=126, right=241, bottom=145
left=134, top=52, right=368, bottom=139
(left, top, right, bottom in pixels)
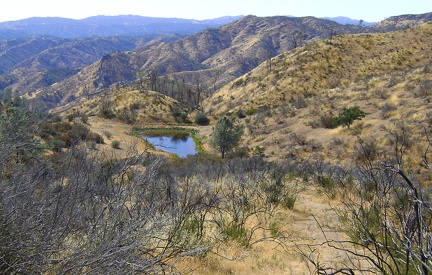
left=204, top=23, right=432, bottom=168
left=58, top=87, right=180, bottom=125
left=173, top=186, right=367, bottom=275
left=50, top=23, right=432, bottom=274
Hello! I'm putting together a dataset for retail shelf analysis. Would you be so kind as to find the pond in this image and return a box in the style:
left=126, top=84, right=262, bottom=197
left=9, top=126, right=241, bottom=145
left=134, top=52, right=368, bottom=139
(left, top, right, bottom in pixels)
left=143, top=135, right=198, bottom=158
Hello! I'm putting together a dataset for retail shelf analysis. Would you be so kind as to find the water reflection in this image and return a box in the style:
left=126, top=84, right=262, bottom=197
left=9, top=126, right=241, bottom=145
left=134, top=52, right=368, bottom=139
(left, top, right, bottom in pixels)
left=143, top=135, right=197, bottom=158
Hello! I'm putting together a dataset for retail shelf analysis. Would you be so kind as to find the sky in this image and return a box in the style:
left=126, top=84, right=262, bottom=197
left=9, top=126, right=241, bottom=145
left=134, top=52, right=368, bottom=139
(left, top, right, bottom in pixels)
left=0, top=0, right=431, bottom=23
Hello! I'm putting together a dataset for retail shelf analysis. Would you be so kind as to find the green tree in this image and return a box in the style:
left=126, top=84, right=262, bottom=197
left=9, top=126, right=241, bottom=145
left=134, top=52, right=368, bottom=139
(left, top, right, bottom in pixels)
left=332, top=106, right=366, bottom=128
left=210, top=116, right=243, bottom=159
left=1, top=88, right=12, bottom=108
left=0, top=106, right=45, bottom=164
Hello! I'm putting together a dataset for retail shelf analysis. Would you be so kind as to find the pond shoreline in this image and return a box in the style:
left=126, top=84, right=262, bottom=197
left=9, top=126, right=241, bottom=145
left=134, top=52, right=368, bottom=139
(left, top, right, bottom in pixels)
left=133, top=127, right=203, bottom=157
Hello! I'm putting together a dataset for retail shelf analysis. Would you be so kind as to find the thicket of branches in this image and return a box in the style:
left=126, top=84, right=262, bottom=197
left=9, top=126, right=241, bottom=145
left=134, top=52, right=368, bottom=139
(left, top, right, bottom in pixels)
left=0, top=103, right=301, bottom=274
left=1, top=98, right=432, bottom=274
left=300, top=126, right=432, bottom=274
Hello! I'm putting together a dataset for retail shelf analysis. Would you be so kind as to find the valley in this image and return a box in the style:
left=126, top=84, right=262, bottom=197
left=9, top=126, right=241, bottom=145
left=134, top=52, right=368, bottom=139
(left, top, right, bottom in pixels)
left=0, top=12, right=432, bottom=274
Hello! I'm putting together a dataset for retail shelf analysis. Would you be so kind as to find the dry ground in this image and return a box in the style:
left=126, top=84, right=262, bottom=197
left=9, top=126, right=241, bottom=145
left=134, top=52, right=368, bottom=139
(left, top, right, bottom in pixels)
left=181, top=187, right=360, bottom=274
left=85, top=116, right=370, bottom=274
left=87, top=116, right=168, bottom=158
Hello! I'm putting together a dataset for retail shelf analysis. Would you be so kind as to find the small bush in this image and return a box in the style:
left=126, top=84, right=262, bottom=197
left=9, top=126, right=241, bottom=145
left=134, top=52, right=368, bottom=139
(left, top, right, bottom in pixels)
left=87, top=140, right=97, bottom=150
left=236, top=109, right=246, bottom=119
left=194, top=112, right=210, bottom=126
left=320, top=113, right=336, bottom=128
left=66, top=112, right=79, bottom=122
left=99, top=99, right=115, bottom=119
left=291, top=133, right=308, bottom=146
left=171, top=107, right=182, bottom=118
left=282, top=195, right=296, bottom=209
left=49, top=139, right=66, bottom=152
left=111, top=140, right=121, bottom=149
left=221, top=224, right=250, bottom=247
left=317, top=175, right=337, bottom=199
left=331, top=106, right=366, bottom=128
left=87, top=132, right=104, bottom=144
left=103, top=131, right=113, bottom=140
left=70, top=124, right=90, bottom=141
left=245, top=108, right=257, bottom=116
left=80, top=114, right=89, bottom=124
left=292, top=97, right=307, bottom=109
left=232, top=78, right=244, bottom=87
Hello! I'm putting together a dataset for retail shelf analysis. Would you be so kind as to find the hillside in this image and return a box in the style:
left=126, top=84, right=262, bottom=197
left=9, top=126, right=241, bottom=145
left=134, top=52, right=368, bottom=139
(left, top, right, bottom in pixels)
left=0, top=34, right=189, bottom=96
left=204, top=22, right=432, bottom=167
left=0, top=13, right=430, bottom=112
left=0, top=36, right=148, bottom=90
left=30, top=15, right=361, bottom=110
left=26, top=13, right=432, bottom=112
left=367, top=11, right=432, bottom=32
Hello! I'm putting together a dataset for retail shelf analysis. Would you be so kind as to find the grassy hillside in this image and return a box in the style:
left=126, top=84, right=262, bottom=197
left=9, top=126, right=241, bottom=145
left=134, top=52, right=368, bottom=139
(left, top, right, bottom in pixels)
left=31, top=15, right=361, bottom=111
left=204, top=22, right=432, bottom=169
left=5, top=13, right=432, bottom=113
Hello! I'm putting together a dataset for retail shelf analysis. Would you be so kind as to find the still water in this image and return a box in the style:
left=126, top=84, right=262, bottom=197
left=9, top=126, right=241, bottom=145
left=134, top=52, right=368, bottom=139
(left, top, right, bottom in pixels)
left=143, top=135, right=197, bottom=158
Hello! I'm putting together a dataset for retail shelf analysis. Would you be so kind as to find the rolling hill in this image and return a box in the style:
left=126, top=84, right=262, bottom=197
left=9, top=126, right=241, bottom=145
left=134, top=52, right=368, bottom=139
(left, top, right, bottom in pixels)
left=0, top=36, right=145, bottom=93
left=203, top=22, right=432, bottom=166
left=28, top=15, right=362, bottom=110
left=1, top=12, right=431, bottom=118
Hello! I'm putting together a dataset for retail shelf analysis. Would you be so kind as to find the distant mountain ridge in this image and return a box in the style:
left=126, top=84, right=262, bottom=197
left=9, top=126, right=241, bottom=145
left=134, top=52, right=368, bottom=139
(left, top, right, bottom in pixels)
left=369, top=12, right=432, bottom=32
left=322, top=16, right=376, bottom=26
left=1, top=12, right=431, bottom=111
left=0, top=15, right=243, bottom=39
left=27, top=15, right=362, bottom=109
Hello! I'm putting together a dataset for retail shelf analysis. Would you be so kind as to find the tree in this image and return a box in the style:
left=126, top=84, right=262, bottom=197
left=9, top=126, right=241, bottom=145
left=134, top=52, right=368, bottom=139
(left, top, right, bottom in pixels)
left=1, top=88, right=12, bottom=107
left=332, top=106, right=366, bottom=128
left=210, top=116, right=243, bottom=159
left=0, top=106, right=45, bottom=164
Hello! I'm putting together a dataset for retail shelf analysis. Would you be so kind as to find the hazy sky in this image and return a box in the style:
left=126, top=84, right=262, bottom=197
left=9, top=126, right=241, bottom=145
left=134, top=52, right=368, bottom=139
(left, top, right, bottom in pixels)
left=0, top=0, right=431, bottom=23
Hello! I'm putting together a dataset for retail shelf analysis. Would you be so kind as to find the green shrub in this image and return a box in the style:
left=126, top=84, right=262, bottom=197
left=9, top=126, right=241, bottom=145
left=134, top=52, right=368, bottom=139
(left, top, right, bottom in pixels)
left=281, top=195, right=296, bottom=209
left=80, top=114, right=89, bottom=124
left=332, top=106, right=366, bottom=128
left=317, top=175, right=337, bottom=199
left=99, top=99, right=115, bottom=119
left=292, top=97, right=307, bottom=109
left=103, top=131, right=113, bottom=140
left=221, top=224, right=250, bottom=247
left=171, top=107, right=182, bottom=118
left=245, top=108, right=257, bottom=116
left=70, top=124, right=90, bottom=141
left=111, top=140, right=121, bottom=149
left=194, top=112, right=210, bottom=126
